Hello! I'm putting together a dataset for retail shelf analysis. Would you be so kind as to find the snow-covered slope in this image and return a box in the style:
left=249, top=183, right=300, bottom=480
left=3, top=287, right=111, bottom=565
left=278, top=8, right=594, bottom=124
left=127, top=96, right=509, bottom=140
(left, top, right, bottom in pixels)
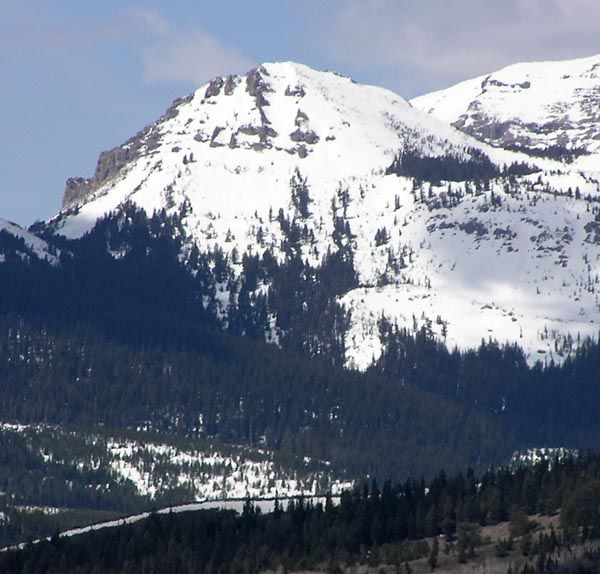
left=412, top=53, right=600, bottom=168
left=0, top=219, right=59, bottom=265
left=47, top=62, right=600, bottom=368
left=0, top=423, right=351, bottom=506
left=105, top=438, right=351, bottom=500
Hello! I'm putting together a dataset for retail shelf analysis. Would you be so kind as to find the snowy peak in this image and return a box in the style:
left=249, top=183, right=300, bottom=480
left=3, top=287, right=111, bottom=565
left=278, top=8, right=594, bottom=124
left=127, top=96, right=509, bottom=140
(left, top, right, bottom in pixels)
left=57, top=61, right=531, bottom=225
left=0, top=219, right=59, bottom=265
left=412, top=53, right=600, bottom=164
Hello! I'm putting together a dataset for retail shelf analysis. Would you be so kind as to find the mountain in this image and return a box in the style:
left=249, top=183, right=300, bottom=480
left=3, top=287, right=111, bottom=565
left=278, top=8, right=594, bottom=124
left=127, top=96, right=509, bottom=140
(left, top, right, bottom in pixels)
left=4, top=57, right=600, bottom=549
left=412, top=53, right=600, bottom=167
left=0, top=219, right=59, bottom=265
left=43, top=61, right=600, bottom=369
left=55, top=61, right=525, bottom=219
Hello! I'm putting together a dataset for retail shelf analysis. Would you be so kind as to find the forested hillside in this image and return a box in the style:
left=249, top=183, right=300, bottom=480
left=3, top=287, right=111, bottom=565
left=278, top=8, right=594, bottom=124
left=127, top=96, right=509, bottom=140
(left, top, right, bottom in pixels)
left=2, top=208, right=600, bottom=483
left=5, top=454, right=600, bottom=573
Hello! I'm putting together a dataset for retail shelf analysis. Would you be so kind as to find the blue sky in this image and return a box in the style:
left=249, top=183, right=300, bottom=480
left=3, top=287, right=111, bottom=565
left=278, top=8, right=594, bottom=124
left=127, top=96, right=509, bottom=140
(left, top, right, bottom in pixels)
left=2, top=0, right=600, bottom=226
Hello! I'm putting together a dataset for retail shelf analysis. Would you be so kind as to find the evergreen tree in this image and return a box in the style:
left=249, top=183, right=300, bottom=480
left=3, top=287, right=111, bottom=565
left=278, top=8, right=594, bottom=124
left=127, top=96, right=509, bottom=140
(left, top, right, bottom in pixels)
left=428, top=538, right=439, bottom=571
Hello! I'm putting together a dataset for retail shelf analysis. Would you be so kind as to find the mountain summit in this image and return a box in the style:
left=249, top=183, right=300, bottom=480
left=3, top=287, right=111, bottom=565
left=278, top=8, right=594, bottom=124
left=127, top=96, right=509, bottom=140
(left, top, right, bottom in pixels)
left=46, top=61, right=600, bottom=368
left=56, top=61, right=520, bottom=229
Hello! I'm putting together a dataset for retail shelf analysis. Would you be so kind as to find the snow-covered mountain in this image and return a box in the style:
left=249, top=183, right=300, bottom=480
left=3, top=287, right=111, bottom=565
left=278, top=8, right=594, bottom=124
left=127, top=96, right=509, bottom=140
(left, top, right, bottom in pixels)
left=412, top=53, right=600, bottom=169
left=54, top=61, right=530, bottom=228
left=0, top=219, right=59, bottom=265
left=46, top=61, right=600, bottom=368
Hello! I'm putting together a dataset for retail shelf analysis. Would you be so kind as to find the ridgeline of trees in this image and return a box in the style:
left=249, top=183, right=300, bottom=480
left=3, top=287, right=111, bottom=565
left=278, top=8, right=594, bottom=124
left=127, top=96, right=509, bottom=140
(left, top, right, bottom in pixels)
left=0, top=313, right=507, bottom=481
left=5, top=454, right=600, bottom=573
left=370, top=322, right=600, bottom=453
left=503, top=144, right=590, bottom=163
left=386, top=147, right=536, bottom=184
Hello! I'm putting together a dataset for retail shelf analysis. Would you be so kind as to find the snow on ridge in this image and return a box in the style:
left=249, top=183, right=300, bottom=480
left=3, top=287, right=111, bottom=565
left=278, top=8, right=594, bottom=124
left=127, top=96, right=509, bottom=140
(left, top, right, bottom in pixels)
left=412, top=53, right=600, bottom=160
left=412, top=52, right=600, bottom=121
left=1, top=496, right=344, bottom=554
left=50, top=61, right=545, bottom=239
left=340, top=173, right=600, bottom=370
left=510, top=447, right=577, bottom=468
left=0, top=219, right=59, bottom=265
left=0, top=423, right=352, bottom=510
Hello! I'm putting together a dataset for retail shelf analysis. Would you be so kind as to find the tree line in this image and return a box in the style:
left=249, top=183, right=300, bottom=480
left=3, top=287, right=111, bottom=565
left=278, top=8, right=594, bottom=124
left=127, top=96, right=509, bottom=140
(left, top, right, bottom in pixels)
left=4, top=454, right=600, bottom=573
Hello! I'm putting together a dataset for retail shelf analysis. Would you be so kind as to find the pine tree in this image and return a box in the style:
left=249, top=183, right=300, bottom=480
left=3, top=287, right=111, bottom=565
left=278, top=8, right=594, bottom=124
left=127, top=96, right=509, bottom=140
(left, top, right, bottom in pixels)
left=428, top=538, right=439, bottom=571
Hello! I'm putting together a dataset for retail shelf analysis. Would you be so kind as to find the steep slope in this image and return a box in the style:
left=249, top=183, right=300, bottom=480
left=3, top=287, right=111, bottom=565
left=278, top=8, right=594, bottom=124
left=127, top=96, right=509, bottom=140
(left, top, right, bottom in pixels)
left=0, top=219, right=59, bottom=265
left=46, top=62, right=600, bottom=368
left=412, top=53, right=600, bottom=168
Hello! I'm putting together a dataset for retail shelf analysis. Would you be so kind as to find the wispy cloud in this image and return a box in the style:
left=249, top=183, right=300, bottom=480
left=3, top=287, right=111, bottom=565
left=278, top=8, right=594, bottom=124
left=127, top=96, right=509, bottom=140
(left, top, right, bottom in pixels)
left=307, top=0, right=600, bottom=95
left=2, top=2, right=599, bottom=97
left=123, top=8, right=253, bottom=85
left=1, top=7, right=253, bottom=88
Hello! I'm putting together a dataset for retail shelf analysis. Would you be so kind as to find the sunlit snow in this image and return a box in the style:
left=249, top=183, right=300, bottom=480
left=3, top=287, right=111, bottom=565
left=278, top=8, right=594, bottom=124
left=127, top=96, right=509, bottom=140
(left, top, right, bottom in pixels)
left=48, top=61, right=600, bottom=369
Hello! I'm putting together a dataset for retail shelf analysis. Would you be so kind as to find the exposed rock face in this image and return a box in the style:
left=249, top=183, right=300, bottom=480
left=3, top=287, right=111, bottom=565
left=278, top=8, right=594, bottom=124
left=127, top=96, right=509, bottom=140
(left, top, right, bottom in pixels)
left=295, top=110, right=309, bottom=125
left=62, top=177, right=93, bottom=210
left=285, top=85, right=306, bottom=98
left=61, top=94, right=193, bottom=210
left=246, top=66, right=272, bottom=107
left=289, top=109, right=319, bottom=146
left=224, top=75, right=238, bottom=95
left=289, top=128, right=319, bottom=145
left=205, top=78, right=224, bottom=99
left=209, top=127, right=226, bottom=148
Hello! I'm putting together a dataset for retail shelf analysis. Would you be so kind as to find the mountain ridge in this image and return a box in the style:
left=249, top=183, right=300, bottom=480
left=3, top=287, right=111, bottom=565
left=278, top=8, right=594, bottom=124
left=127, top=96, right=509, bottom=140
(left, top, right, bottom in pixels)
left=54, top=61, right=538, bottom=231
left=411, top=53, right=600, bottom=166
left=4, top=54, right=600, bottom=559
left=0, top=218, right=59, bottom=265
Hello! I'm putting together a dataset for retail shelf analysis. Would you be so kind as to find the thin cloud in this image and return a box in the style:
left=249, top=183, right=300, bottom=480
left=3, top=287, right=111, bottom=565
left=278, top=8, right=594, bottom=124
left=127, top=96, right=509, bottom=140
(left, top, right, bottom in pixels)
left=1, top=7, right=252, bottom=88
left=124, top=9, right=253, bottom=85
left=307, top=0, right=600, bottom=95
